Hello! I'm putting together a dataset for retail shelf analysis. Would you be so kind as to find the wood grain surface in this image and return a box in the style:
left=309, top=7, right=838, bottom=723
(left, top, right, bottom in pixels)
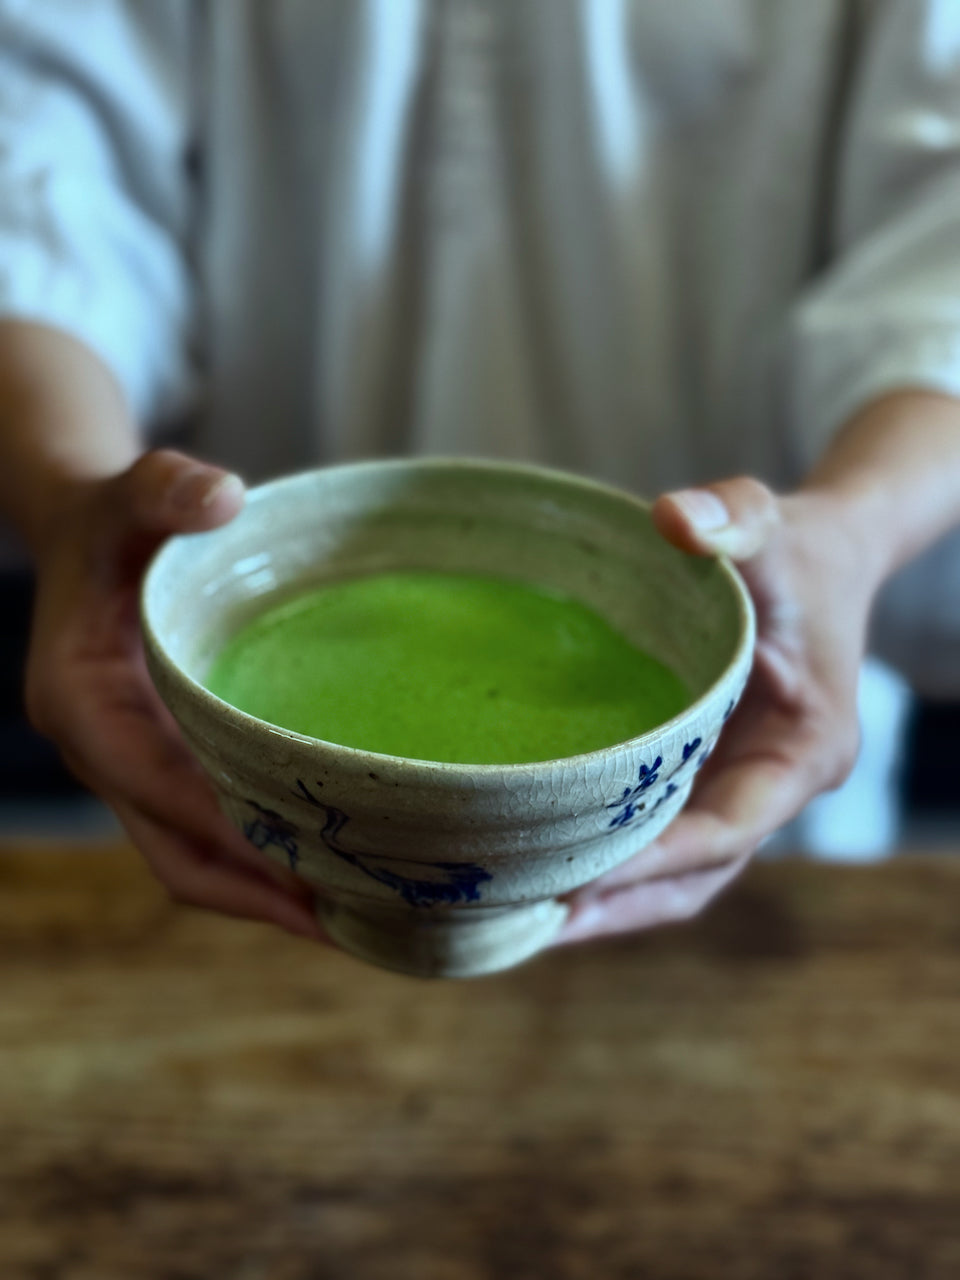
left=1, top=843, right=959, bottom=1280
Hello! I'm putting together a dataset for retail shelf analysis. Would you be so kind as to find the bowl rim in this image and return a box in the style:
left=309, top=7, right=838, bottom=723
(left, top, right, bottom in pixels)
left=141, top=456, right=756, bottom=779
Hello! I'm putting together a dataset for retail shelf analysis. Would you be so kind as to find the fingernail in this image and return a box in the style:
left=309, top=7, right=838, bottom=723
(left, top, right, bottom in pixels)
left=168, top=468, right=243, bottom=512
left=201, top=473, right=245, bottom=508
left=671, top=489, right=729, bottom=532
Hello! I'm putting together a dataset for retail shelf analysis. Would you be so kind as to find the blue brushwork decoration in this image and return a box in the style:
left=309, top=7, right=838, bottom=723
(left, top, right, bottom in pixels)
left=604, top=755, right=662, bottom=829
left=605, top=739, right=709, bottom=834
left=292, top=780, right=492, bottom=908
left=242, top=800, right=301, bottom=872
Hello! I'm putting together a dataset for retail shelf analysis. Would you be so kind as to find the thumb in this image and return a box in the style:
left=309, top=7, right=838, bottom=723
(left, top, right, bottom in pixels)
left=93, top=450, right=245, bottom=587
left=113, top=449, right=246, bottom=536
left=652, top=477, right=781, bottom=561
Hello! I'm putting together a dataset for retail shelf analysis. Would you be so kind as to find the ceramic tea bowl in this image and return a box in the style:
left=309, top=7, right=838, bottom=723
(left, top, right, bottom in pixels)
left=141, top=459, right=755, bottom=978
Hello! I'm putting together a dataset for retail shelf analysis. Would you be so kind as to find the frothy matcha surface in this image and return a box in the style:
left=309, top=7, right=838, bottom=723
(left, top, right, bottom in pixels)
left=205, top=571, right=689, bottom=764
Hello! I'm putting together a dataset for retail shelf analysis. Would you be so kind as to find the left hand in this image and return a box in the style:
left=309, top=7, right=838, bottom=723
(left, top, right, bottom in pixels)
left=25, top=450, right=325, bottom=942
left=556, top=476, right=876, bottom=944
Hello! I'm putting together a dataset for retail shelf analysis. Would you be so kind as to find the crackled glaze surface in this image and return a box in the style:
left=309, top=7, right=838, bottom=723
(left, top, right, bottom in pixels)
left=142, top=460, right=754, bottom=978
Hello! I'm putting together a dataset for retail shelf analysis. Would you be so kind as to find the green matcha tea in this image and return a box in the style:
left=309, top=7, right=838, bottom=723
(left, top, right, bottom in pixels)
left=205, top=571, right=689, bottom=764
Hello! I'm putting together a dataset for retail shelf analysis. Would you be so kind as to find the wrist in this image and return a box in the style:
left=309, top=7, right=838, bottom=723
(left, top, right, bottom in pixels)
left=799, top=391, right=960, bottom=585
left=0, top=321, right=140, bottom=557
left=789, top=479, right=894, bottom=600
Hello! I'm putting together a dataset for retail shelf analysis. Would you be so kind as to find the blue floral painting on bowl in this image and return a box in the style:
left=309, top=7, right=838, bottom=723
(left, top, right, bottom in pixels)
left=242, top=782, right=492, bottom=908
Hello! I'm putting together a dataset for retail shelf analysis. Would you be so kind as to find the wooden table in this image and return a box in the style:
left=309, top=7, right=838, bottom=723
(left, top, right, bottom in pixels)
left=1, top=843, right=959, bottom=1279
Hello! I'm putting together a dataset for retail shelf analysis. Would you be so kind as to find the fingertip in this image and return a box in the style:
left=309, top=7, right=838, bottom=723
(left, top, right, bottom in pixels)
left=121, top=450, right=245, bottom=534
left=652, top=493, right=693, bottom=551
left=165, top=466, right=245, bottom=531
left=193, top=472, right=246, bottom=528
left=274, top=906, right=327, bottom=943
left=256, top=877, right=324, bottom=942
left=552, top=900, right=605, bottom=946
left=652, top=490, right=730, bottom=556
left=654, top=480, right=783, bottom=561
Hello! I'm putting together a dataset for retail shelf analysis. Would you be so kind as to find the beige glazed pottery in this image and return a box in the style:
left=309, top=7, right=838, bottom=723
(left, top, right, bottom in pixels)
left=142, top=459, right=755, bottom=978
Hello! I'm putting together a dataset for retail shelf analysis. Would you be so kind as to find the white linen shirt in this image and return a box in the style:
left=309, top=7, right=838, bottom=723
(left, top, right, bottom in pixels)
left=2, top=0, right=960, bottom=687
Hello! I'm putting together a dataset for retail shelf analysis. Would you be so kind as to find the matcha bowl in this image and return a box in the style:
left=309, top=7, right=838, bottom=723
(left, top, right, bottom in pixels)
left=142, top=459, right=755, bottom=978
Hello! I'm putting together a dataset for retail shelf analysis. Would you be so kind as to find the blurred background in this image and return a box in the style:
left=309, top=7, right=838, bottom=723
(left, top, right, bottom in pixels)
left=0, top=566, right=118, bottom=838
left=1, top=3, right=959, bottom=860
left=0, top=558, right=958, bottom=851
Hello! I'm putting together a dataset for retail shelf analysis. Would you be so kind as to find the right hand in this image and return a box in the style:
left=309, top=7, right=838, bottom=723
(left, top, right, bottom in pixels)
left=25, top=449, right=324, bottom=940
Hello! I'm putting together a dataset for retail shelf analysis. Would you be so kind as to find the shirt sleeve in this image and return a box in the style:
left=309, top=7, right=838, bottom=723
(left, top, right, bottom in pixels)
left=786, top=0, right=960, bottom=464
left=0, top=0, right=196, bottom=426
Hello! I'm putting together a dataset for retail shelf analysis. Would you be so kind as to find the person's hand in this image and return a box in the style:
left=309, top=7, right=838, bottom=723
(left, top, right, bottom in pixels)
left=25, top=449, right=323, bottom=940
left=556, top=476, right=875, bottom=944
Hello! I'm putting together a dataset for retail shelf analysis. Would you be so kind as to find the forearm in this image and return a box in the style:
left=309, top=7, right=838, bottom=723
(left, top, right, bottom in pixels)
left=0, top=320, right=140, bottom=555
left=799, top=390, right=960, bottom=591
